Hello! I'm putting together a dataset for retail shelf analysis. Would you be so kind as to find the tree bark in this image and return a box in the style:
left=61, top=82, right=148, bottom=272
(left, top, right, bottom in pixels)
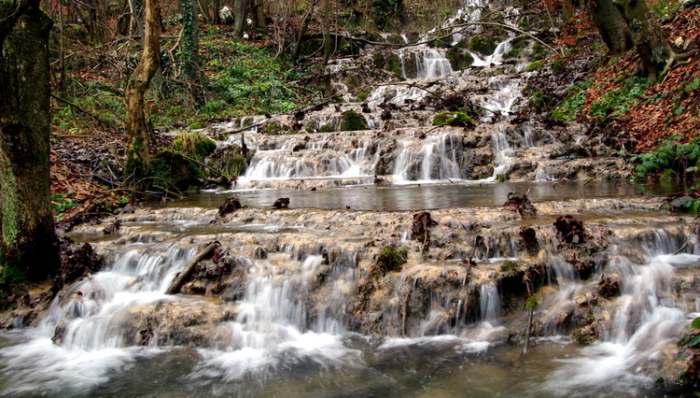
left=233, top=0, right=250, bottom=38
left=613, top=0, right=672, bottom=80
left=212, top=0, right=221, bottom=24
left=588, top=0, right=633, bottom=54
left=125, top=0, right=161, bottom=187
left=0, top=1, right=58, bottom=281
left=180, top=0, right=201, bottom=103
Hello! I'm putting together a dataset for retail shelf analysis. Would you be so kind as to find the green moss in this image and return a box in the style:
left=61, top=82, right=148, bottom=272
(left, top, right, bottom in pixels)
left=496, top=174, right=508, bottom=183
left=527, top=60, right=545, bottom=72
left=377, top=246, right=408, bottom=274
left=356, top=88, right=370, bottom=102
left=551, top=60, right=565, bottom=74
left=340, top=110, right=368, bottom=131
left=50, top=194, right=78, bottom=221
left=590, top=76, right=650, bottom=117
left=262, top=121, right=285, bottom=135
left=372, top=52, right=387, bottom=69
left=150, top=149, right=204, bottom=191
left=525, top=295, right=539, bottom=311
left=500, top=260, right=519, bottom=273
left=504, top=37, right=528, bottom=59
left=0, top=154, right=19, bottom=247
left=318, top=123, right=335, bottom=133
left=550, top=80, right=592, bottom=122
left=432, top=111, right=477, bottom=128
left=386, top=53, right=403, bottom=79
left=171, top=131, right=217, bottom=161
left=469, top=36, right=497, bottom=56
left=208, top=145, right=250, bottom=178
left=446, top=47, right=474, bottom=70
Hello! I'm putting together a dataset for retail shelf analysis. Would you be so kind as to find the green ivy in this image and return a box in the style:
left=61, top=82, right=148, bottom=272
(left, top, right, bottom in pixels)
left=590, top=76, right=650, bottom=117
left=633, top=136, right=700, bottom=179
left=550, top=80, right=592, bottom=122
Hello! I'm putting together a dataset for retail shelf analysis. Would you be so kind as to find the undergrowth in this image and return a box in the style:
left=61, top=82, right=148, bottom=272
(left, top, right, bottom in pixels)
left=550, top=80, right=592, bottom=122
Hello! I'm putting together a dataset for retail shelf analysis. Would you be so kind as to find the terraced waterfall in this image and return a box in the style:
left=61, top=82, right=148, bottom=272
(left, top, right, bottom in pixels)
left=0, top=1, right=698, bottom=397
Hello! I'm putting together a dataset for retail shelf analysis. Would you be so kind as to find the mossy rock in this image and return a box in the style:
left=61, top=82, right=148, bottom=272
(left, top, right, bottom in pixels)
left=386, top=53, right=403, bottom=80
left=499, top=260, right=519, bottom=273
left=527, top=60, right=545, bottom=72
left=261, top=121, right=285, bottom=135
left=150, top=150, right=204, bottom=191
left=504, top=37, right=529, bottom=60
left=207, top=145, right=252, bottom=178
left=469, top=36, right=498, bottom=56
left=376, top=246, right=408, bottom=274
left=172, top=131, right=217, bottom=161
left=446, top=46, right=474, bottom=70
left=340, top=110, right=368, bottom=131
left=372, top=52, right=387, bottom=69
left=432, top=111, right=477, bottom=128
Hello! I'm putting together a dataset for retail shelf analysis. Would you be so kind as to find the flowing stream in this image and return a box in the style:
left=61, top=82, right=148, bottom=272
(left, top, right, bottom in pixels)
left=1, top=0, right=699, bottom=397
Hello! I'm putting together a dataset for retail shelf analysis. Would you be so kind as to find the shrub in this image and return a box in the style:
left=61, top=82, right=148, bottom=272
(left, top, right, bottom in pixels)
left=633, top=136, right=700, bottom=179
left=377, top=246, right=408, bottom=274
left=432, top=111, right=477, bottom=128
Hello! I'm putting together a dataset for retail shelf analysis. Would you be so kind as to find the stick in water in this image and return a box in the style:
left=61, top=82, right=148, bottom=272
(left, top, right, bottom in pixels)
left=165, top=242, right=220, bottom=295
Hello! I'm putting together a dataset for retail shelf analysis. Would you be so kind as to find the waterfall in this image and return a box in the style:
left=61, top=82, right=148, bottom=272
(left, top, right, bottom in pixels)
left=392, top=133, right=462, bottom=183
left=0, top=247, right=195, bottom=393
left=544, top=231, right=700, bottom=396
left=479, top=282, right=500, bottom=320
left=401, top=48, right=453, bottom=80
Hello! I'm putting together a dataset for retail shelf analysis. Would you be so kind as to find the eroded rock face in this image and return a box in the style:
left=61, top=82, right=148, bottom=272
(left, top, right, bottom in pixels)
left=123, top=298, right=237, bottom=346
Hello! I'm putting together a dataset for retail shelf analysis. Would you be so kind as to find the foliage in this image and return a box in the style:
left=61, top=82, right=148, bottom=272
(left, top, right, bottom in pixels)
left=550, top=80, right=592, bottom=122
left=432, top=111, right=477, bottom=128
left=692, top=317, right=700, bottom=329
left=633, top=136, right=700, bottom=179
left=340, top=110, right=369, bottom=131
left=496, top=174, right=508, bottom=183
left=446, top=46, right=474, bottom=70
left=50, top=194, right=78, bottom=219
left=649, top=0, right=682, bottom=22
left=590, top=76, right=650, bottom=117
left=207, top=42, right=300, bottom=116
left=150, top=150, right=205, bottom=192
left=376, top=246, right=408, bottom=274
left=386, top=53, right=403, bottom=79
left=171, top=131, right=217, bottom=161
left=208, top=145, right=251, bottom=178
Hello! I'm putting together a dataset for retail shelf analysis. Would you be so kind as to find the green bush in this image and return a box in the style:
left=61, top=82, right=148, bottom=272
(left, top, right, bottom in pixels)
left=340, top=110, right=368, bottom=131
left=634, top=136, right=700, bottom=179
left=590, top=76, right=650, bottom=117
left=550, top=80, right=592, bottom=122
left=432, top=111, right=477, bottom=128
left=377, top=246, right=408, bottom=274
left=171, top=131, right=217, bottom=161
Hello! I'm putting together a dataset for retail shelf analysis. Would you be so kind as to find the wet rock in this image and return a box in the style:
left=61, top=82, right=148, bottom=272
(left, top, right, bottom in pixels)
left=572, top=323, right=599, bottom=345
left=597, top=273, right=621, bottom=299
left=554, top=215, right=586, bottom=244
left=254, top=246, right=268, bottom=259
left=218, top=197, right=242, bottom=217
left=503, top=193, right=537, bottom=216
left=102, top=220, right=121, bottom=235
left=519, top=227, right=540, bottom=255
left=411, top=211, right=438, bottom=253
left=54, top=240, right=104, bottom=293
left=273, top=197, right=290, bottom=209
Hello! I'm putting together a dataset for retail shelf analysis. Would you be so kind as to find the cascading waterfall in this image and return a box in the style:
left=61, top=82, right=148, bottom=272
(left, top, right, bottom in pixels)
left=392, top=133, right=462, bottom=183
left=544, top=231, right=700, bottom=396
left=479, top=282, right=500, bottom=320
left=0, top=247, right=195, bottom=393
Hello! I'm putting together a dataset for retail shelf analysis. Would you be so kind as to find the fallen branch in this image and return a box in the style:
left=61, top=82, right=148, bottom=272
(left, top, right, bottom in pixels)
left=165, top=242, right=220, bottom=294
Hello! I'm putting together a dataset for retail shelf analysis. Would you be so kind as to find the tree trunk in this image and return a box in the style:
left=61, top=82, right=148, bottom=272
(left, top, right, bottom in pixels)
left=253, top=0, right=265, bottom=32
left=125, top=0, right=161, bottom=187
left=233, top=0, right=250, bottom=38
left=588, top=0, right=633, bottom=54
left=0, top=1, right=58, bottom=282
left=212, top=0, right=221, bottom=24
left=614, top=0, right=672, bottom=80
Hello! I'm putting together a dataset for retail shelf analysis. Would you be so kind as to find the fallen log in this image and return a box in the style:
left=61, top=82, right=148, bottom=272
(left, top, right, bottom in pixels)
left=165, top=242, right=220, bottom=295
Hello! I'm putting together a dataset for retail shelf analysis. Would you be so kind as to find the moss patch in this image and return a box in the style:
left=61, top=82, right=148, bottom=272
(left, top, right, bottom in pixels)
left=469, top=36, right=497, bottom=56
left=172, top=131, right=217, bottom=161
left=376, top=246, right=408, bottom=274
left=446, top=46, right=474, bottom=70
left=340, top=110, right=368, bottom=131
left=386, top=53, right=403, bottom=80
left=432, top=111, right=477, bottom=128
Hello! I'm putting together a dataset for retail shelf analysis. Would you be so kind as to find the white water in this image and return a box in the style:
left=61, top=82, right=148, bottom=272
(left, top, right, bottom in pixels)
left=0, top=247, right=194, bottom=394
left=544, top=233, right=700, bottom=396
left=400, top=47, right=453, bottom=80
left=392, top=133, right=462, bottom=184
